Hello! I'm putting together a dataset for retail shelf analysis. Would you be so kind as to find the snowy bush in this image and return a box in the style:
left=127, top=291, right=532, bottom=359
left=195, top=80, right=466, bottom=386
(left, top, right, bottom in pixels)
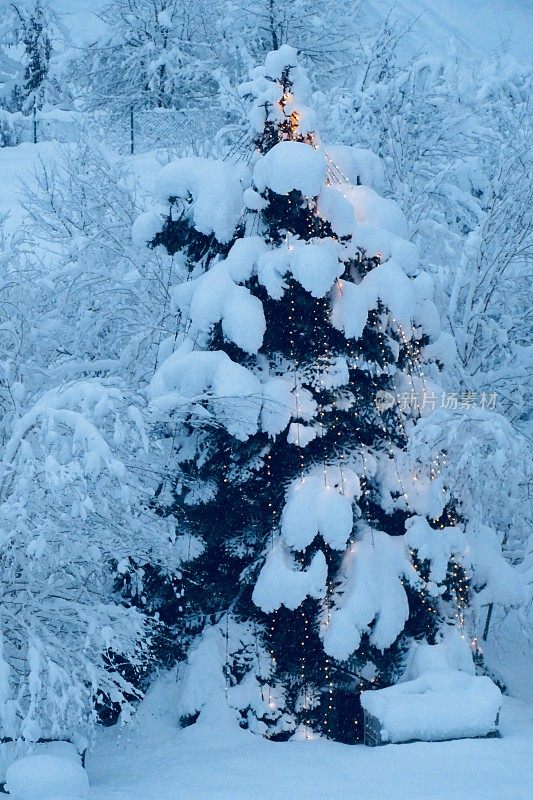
left=0, top=143, right=195, bottom=742
left=0, top=379, right=185, bottom=742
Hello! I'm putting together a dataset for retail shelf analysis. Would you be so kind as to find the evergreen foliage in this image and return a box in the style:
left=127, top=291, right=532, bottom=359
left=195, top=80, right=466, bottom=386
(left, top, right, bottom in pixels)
left=148, top=46, right=475, bottom=742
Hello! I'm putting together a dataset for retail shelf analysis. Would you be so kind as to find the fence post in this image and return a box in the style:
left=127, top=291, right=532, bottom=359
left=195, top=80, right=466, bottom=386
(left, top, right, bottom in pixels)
left=130, top=106, right=134, bottom=155
left=33, top=105, right=37, bottom=144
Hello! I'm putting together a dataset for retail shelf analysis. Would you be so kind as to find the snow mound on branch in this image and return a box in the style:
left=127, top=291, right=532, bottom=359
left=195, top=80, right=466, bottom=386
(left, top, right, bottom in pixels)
left=323, top=528, right=419, bottom=660
left=131, top=210, right=165, bottom=247
left=287, top=422, right=318, bottom=447
left=177, top=627, right=227, bottom=718
left=223, top=236, right=269, bottom=281
left=405, top=515, right=465, bottom=584
left=6, top=754, right=89, bottom=800
left=351, top=222, right=419, bottom=277
left=173, top=232, right=353, bottom=350
left=317, top=185, right=356, bottom=237
left=148, top=350, right=261, bottom=441
left=172, top=258, right=266, bottom=354
left=149, top=349, right=319, bottom=442
left=263, top=44, right=299, bottom=78
left=281, top=467, right=360, bottom=551
left=331, top=259, right=417, bottom=340
left=258, top=239, right=342, bottom=299
left=326, top=145, right=385, bottom=191
left=361, top=643, right=502, bottom=743
left=155, top=157, right=244, bottom=243
left=261, top=377, right=293, bottom=436
left=261, top=378, right=317, bottom=438
left=252, top=541, right=327, bottom=613
left=345, top=185, right=408, bottom=239
left=422, top=331, right=457, bottom=367
left=253, top=141, right=326, bottom=197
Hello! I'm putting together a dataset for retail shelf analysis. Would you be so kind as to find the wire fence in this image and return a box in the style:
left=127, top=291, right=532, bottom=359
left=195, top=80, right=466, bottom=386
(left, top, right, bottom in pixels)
left=1, top=106, right=231, bottom=155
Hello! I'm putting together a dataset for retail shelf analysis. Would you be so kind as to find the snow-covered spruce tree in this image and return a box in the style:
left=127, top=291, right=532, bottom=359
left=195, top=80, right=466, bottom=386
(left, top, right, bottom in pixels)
left=3, top=1, right=59, bottom=114
left=140, top=46, right=509, bottom=742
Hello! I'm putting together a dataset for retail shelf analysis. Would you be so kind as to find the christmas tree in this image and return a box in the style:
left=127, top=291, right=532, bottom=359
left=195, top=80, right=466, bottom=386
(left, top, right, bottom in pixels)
left=140, top=45, right=473, bottom=743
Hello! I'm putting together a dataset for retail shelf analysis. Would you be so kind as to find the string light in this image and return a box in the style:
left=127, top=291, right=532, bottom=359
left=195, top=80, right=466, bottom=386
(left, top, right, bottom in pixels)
left=325, top=153, right=469, bottom=695
left=254, top=89, right=462, bottom=741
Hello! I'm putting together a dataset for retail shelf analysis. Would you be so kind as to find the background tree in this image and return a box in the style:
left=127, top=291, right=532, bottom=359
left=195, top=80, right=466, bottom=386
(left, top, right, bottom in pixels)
left=0, top=141, right=200, bottom=745
left=1, top=1, right=63, bottom=114
left=73, top=0, right=218, bottom=114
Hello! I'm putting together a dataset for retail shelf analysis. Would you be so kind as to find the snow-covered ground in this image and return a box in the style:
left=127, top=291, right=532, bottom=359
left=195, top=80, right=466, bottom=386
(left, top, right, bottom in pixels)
left=83, top=592, right=533, bottom=799
left=87, top=673, right=533, bottom=800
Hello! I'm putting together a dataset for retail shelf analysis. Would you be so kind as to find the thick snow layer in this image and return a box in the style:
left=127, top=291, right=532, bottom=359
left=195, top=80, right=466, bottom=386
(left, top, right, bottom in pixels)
left=281, top=467, right=360, bottom=551
left=405, top=515, right=464, bottom=584
left=286, top=422, right=318, bottom=447
left=261, top=377, right=317, bottom=438
left=258, top=239, right=342, bottom=299
left=351, top=223, right=420, bottom=277
left=361, top=667, right=502, bottom=743
left=5, top=754, right=89, bottom=800
left=263, top=44, right=299, bottom=78
left=173, top=260, right=266, bottom=354
left=326, top=145, right=385, bottom=191
left=0, top=741, right=79, bottom=783
left=253, top=142, right=327, bottom=197
left=345, top=185, right=409, bottom=239
left=155, top=157, right=244, bottom=243
left=331, top=259, right=417, bottom=340
left=149, top=349, right=320, bottom=442
left=260, top=377, right=294, bottom=437
left=148, top=350, right=261, bottom=440
left=324, top=528, right=418, bottom=659
left=317, top=185, right=356, bottom=237
left=131, top=210, right=164, bottom=247
left=223, top=236, right=269, bottom=282
left=252, top=542, right=327, bottom=613
left=422, top=331, right=457, bottom=367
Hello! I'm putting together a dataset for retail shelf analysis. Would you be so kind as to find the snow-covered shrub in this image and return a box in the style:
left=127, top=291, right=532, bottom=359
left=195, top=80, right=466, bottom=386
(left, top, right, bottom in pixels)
left=0, top=110, right=22, bottom=146
left=407, top=409, right=533, bottom=615
left=0, top=142, right=196, bottom=742
left=0, top=379, right=184, bottom=743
